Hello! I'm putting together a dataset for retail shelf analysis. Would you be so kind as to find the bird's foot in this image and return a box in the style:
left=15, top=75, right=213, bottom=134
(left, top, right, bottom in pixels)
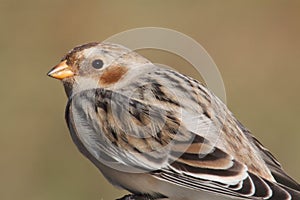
left=116, top=194, right=154, bottom=200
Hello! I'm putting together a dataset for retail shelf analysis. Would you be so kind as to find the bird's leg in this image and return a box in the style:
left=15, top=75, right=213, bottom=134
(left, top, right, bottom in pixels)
left=116, top=194, right=154, bottom=200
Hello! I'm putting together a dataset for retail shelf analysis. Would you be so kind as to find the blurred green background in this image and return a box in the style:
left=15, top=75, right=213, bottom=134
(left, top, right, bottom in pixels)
left=1, top=1, right=299, bottom=200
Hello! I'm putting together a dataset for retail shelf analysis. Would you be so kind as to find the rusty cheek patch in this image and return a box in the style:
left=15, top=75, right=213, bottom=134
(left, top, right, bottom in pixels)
left=99, top=65, right=128, bottom=85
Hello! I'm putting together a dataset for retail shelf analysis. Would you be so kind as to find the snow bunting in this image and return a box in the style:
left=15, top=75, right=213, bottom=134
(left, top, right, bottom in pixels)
left=48, top=42, right=300, bottom=200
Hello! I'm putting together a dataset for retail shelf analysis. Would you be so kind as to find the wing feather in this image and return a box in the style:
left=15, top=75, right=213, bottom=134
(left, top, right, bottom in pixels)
left=236, top=120, right=300, bottom=191
left=67, top=88, right=300, bottom=199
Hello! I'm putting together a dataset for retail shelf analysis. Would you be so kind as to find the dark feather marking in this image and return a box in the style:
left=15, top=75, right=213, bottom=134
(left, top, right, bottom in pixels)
left=197, top=85, right=211, bottom=103
left=70, top=42, right=99, bottom=55
left=228, top=181, right=243, bottom=191
left=249, top=173, right=270, bottom=197
left=95, top=88, right=113, bottom=99
left=162, top=72, right=181, bottom=84
left=137, top=85, right=146, bottom=100
left=96, top=101, right=108, bottom=112
left=171, top=161, right=243, bottom=177
left=151, top=82, right=165, bottom=97
left=133, top=147, right=142, bottom=153
left=155, top=131, right=163, bottom=144
left=111, top=141, right=117, bottom=147
left=129, top=109, right=143, bottom=122
left=62, top=42, right=99, bottom=65
left=170, top=71, right=197, bottom=88
left=172, top=148, right=229, bottom=162
left=163, top=70, right=211, bottom=104
left=151, top=81, right=180, bottom=106
left=184, top=77, right=194, bottom=88
left=203, top=110, right=211, bottom=119
left=234, top=176, right=253, bottom=195
left=192, top=135, right=206, bottom=144
left=268, top=183, right=290, bottom=200
left=120, top=134, right=128, bottom=143
left=111, top=128, right=118, bottom=141
left=128, top=99, right=150, bottom=125
left=166, top=115, right=181, bottom=126
left=162, top=72, right=201, bottom=104
left=165, top=123, right=179, bottom=135
left=94, top=104, right=98, bottom=113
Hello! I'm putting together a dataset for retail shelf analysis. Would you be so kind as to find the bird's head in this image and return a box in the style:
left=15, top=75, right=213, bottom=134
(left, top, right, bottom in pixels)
left=47, top=42, right=151, bottom=97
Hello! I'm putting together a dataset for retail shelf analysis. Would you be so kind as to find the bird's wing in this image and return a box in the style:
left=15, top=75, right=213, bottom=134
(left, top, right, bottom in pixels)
left=153, top=132, right=300, bottom=200
left=67, top=88, right=186, bottom=171
left=67, top=88, right=299, bottom=199
left=236, top=120, right=300, bottom=191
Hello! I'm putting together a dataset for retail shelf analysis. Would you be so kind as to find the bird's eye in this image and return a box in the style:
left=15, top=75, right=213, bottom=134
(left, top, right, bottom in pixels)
left=91, top=59, right=104, bottom=69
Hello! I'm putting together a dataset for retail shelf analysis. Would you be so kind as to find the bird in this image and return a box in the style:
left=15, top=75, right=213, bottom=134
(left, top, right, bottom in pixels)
left=47, top=42, right=300, bottom=200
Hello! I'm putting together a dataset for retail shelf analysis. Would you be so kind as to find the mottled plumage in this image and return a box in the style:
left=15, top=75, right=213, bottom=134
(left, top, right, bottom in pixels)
left=48, top=42, right=300, bottom=200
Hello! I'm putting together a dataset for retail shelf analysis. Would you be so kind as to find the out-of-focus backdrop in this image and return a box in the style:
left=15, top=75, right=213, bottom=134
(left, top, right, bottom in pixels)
left=1, top=1, right=299, bottom=200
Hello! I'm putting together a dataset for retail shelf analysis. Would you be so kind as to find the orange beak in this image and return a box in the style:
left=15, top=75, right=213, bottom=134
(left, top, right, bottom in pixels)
left=47, top=60, right=74, bottom=80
